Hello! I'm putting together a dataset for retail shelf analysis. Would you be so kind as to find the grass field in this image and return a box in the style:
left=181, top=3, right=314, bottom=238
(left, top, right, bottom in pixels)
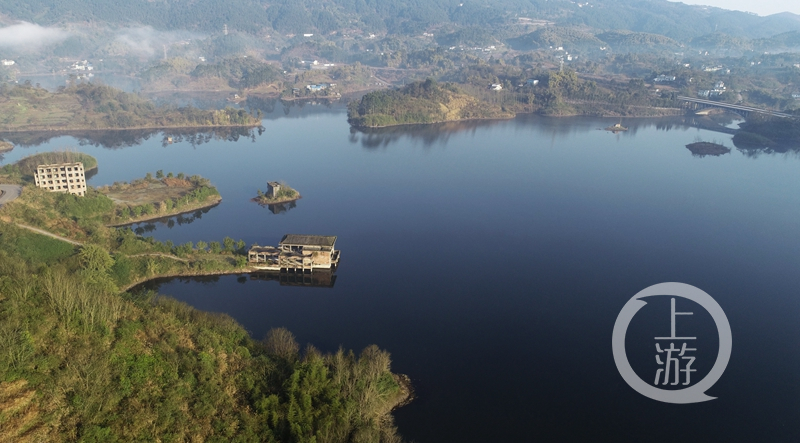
left=0, top=222, right=76, bottom=264
left=101, top=178, right=195, bottom=206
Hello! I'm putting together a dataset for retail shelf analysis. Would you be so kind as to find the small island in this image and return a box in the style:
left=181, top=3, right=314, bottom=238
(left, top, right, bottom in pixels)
left=0, top=140, right=12, bottom=152
left=253, top=181, right=301, bottom=206
left=347, top=79, right=514, bottom=128
left=605, top=122, right=628, bottom=132
left=686, top=141, right=731, bottom=157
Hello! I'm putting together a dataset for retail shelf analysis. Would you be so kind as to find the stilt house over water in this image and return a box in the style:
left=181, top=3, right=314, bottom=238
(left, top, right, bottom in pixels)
left=248, top=234, right=340, bottom=272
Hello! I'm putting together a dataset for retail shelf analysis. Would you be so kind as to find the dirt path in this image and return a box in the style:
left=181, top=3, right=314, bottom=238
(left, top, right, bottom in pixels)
left=12, top=223, right=83, bottom=246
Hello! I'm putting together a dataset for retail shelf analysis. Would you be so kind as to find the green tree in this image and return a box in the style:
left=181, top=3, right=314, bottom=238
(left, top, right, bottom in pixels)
left=223, top=237, right=235, bottom=253
left=156, top=170, right=164, bottom=179
left=79, top=244, right=114, bottom=273
left=209, top=241, right=221, bottom=254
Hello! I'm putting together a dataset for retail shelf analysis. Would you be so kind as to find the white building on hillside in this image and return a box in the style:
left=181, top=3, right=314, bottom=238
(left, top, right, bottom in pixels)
left=33, top=162, right=87, bottom=197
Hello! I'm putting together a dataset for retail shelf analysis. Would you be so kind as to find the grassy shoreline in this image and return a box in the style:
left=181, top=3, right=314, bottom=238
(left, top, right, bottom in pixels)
left=106, top=195, right=222, bottom=227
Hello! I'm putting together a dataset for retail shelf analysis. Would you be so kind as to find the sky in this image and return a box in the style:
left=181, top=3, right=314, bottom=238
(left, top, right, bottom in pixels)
left=671, top=0, right=800, bottom=16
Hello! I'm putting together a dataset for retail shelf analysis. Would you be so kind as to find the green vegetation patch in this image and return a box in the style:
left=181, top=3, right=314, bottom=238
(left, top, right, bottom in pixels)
left=191, top=57, right=281, bottom=89
left=0, top=83, right=260, bottom=132
left=0, top=223, right=75, bottom=265
left=0, top=246, right=408, bottom=442
left=98, top=172, right=221, bottom=225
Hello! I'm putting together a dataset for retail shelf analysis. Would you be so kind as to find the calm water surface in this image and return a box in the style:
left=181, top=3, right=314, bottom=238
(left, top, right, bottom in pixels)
left=3, top=108, right=799, bottom=442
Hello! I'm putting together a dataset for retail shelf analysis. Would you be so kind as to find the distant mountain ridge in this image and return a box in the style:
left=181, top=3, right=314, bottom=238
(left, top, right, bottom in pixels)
left=0, top=0, right=798, bottom=45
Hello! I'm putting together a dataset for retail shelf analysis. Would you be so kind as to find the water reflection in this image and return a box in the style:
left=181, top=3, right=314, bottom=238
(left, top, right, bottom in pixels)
left=349, top=119, right=503, bottom=149
left=139, top=269, right=337, bottom=292
left=260, top=200, right=297, bottom=214
left=127, top=205, right=218, bottom=234
left=0, top=126, right=263, bottom=149
left=347, top=114, right=741, bottom=151
left=250, top=270, right=337, bottom=288
left=347, top=113, right=800, bottom=161
left=245, top=96, right=343, bottom=120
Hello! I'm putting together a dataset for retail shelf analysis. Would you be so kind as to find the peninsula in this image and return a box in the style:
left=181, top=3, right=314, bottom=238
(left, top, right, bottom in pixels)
left=347, top=79, right=514, bottom=128
left=99, top=171, right=222, bottom=226
left=0, top=82, right=260, bottom=132
left=0, top=150, right=410, bottom=442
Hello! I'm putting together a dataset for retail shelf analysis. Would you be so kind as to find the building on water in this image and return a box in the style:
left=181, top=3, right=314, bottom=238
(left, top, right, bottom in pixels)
left=33, top=162, right=87, bottom=196
left=248, top=234, right=340, bottom=272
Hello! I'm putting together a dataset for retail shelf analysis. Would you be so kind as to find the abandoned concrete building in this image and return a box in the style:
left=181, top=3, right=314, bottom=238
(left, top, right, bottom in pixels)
left=33, top=162, right=87, bottom=196
left=266, top=181, right=281, bottom=198
left=248, top=234, right=340, bottom=272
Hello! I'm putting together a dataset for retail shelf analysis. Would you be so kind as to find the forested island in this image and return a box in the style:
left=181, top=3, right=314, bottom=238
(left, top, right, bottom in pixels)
left=348, top=79, right=513, bottom=128
left=0, top=82, right=261, bottom=132
left=685, top=141, right=731, bottom=156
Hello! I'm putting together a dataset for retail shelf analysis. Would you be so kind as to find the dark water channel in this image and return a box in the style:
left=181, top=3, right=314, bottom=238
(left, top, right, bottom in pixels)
left=3, top=107, right=799, bottom=442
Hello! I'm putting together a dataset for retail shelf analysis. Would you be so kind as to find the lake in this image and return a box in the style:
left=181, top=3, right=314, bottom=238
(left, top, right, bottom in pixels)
left=3, top=106, right=799, bottom=442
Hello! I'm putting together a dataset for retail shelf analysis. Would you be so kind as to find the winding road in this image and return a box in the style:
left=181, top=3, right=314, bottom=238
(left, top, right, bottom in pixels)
left=0, top=184, right=22, bottom=207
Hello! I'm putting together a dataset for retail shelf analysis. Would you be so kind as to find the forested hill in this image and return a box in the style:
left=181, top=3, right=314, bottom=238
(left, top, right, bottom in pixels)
left=3, top=0, right=799, bottom=40
left=347, top=79, right=514, bottom=127
left=0, top=83, right=260, bottom=131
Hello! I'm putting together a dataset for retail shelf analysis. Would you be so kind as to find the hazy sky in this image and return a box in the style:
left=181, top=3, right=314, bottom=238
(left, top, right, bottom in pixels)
left=672, top=0, right=800, bottom=16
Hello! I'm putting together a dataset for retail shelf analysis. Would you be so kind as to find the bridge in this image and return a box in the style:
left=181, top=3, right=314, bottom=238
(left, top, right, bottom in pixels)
left=677, top=96, right=796, bottom=119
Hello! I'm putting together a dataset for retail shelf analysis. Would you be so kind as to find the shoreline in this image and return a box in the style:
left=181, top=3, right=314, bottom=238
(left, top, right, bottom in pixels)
left=120, top=267, right=254, bottom=293
left=351, top=114, right=515, bottom=129
left=251, top=195, right=301, bottom=206
left=0, top=123, right=261, bottom=135
left=351, top=108, right=688, bottom=129
left=106, top=196, right=222, bottom=227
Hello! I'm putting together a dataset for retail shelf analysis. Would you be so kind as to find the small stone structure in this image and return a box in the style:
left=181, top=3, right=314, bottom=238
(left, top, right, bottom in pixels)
left=33, top=162, right=87, bottom=196
left=266, top=181, right=281, bottom=198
